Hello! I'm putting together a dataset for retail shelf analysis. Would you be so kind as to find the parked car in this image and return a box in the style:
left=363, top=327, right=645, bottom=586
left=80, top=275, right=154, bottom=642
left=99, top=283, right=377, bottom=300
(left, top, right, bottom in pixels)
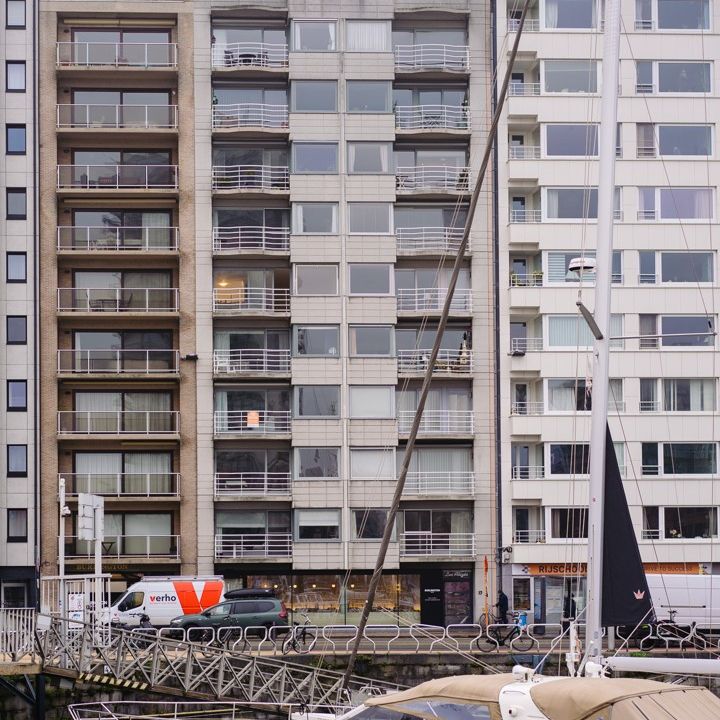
left=169, top=597, right=288, bottom=637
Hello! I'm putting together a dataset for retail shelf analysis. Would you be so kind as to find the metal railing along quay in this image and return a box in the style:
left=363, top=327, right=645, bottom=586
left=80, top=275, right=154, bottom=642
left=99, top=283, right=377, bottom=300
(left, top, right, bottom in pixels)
left=394, top=44, right=469, bottom=72
left=213, top=348, right=291, bottom=374
left=214, top=410, right=291, bottom=436
left=212, top=164, right=289, bottom=191
left=397, top=348, right=473, bottom=374
left=212, top=103, right=288, bottom=129
left=211, top=42, right=289, bottom=69
left=57, top=287, right=179, bottom=313
left=60, top=472, right=180, bottom=497
left=395, top=226, right=465, bottom=254
left=212, top=225, right=290, bottom=252
left=212, top=287, right=290, bottom=314
left=56, top=42, right=178, bottom=68
left=397, top=410, right=474, bottom=435
left=57, top=104, right=178, bottom=128
left=214, top=472, right=291, bottom=497
left=215, top=533, right=293, bottom=558
left=57, top=164, right=178, bottom=189
left=57, top=225, right=178, bottom=251
left=57, top=410, right=179, bottom=435
left=395, top=165, right=470, bottom=192
left=394, top=104, right=469, bottom=131
left=57, top=349, right=179, bottom=374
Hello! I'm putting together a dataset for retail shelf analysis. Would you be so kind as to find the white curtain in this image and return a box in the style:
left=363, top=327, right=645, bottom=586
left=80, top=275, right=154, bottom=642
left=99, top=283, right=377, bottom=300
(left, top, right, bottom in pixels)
left=125, top=452, right=172, bottom=493
left=215, top=390, right=228, bottom=432
left=142, top=211, right=170, bottom=249
left=214, top=331, right=230, bottom=351
left=346, top=21, right=390, bottom=51
left=546, top=189, right=560, bottom=218
left=415, top=447, right=472, bottom=474
left=75, top=452, right=121, bottom=493
left=694, top=189, right=713, bottom=218
left=125, top=392, right=171, bottom=432
left=450, top=511, right=472, bottom=534
left=125, top=513, right=172, bottom=555
left=350, top=386, right=394, bottom=418
left=548, top=316, right=592, bottom=347
left=351, top=449, right=395, bottom=479
left=545, top=0, right=560, bottom=28
left=548, top=381, right=576, bottom=410
left=75, top=392, right=121, bottom=433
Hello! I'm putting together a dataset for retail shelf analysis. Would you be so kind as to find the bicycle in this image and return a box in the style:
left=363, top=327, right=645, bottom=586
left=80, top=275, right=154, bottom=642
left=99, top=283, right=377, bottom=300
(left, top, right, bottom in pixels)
left=475, top=611, right=536, bottom=653
left=282, top=612, right=317, bottom=654
left=640, top=609, right=710, bottom=651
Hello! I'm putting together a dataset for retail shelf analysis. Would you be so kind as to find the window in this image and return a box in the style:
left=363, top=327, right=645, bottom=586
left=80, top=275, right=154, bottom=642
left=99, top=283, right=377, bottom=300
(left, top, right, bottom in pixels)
left=543, top=60, right=598, bottom=93
left=546, top=251, right=622, bottom=283
left=295, top=447, right=339, bottom=478
left=551, top=508, right=588, bottom=538
left=7, top=509, right=27, bottom=542
left=658, top=125, right=712, bottom=156
left=7, top=380, right=26, bottom=410
left=664, top=443, right=717, bottom=474
left=293, top=203, right=338, bottom=233
left=347, top=81, right=391, bottom=112
left=664, top=507, right=716, bottom=539
left=295, top=509, right=340, bottom=540
left=658, top=62, right=711, bottom=92
left=349, top=386, right=395, bottom=418
left=292, top=143, right=338, bottom=173
left=348, top=263, right=392, bottom=294
left=545, top=125, right=598, bottom=156
left=661, top=252, right=713, bottom=282
left=664, top=379, right=716, bottom=411
left=657, top=0, right=709, bottom=29
left=295, top=385, right=340, bottom=417
left=544, top=0, right=598, bottom=28
left=547, top=379, right=591, bottom=411
left=6, top=0, right=25, bottom=27
left=347, top=143, right=391, bottom=174
left=6, top=188, right=26, bottom=219
left=6, top=316, right=26, bottom=345
left=293, top=21, right=337, bottom=51
left=5, top=124, right=25, bottom=154
left=294, top=265, right=338, bottom=295
left=6, top=252, right=26, bottom=282
left=545, top=188, right=597, bottom=219
left=294, top=326, right=339, bottom=356
left=350, top=448, right=395, bottom=479
left=661, top=315, right=714, bottom=347
left=660, top=188, right=713, bottom=219
left=291, top=81, right=337, bottom=112
left=7, top=444, right=27, bottom=476
left=353, top=509, right=390, bottom=539
left=347, top=203, right=392, bottom=234
left=5, top=61, right=25, bottom=91
left=550, top=444, right=590, bottom=475
left=346, top=21, right=391, bottom=51
left=349, top=325, right=394, bottom=356
left=547, top=314, right=623, bottom=348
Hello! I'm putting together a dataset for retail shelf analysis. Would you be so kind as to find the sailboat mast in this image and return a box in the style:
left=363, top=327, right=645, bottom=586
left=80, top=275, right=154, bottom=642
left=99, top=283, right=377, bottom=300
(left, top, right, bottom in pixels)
left=583, top=0, right=622, bottom=665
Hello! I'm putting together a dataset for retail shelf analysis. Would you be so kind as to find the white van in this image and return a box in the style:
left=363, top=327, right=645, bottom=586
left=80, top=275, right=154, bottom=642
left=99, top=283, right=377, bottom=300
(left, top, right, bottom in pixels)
left=110, top=576, right=225, bottom=627
left=646, top=573, right=720, bottom=628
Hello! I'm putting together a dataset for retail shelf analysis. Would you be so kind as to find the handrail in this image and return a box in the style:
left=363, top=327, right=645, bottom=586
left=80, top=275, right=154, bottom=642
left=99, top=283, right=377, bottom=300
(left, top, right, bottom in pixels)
left=57, top=410, right=179, bottom=435
left=508, top=18, right=540, bottom=31
left=510, top=209, right=542, bottom=222
left=394, top=104, right=470, bottom=130
left=212, top=225, right=289, bottom=252
left=57, top=164, right=178, bottom=189
left=57, top=287, right=179, bottom=312
left=57, top=104, right=178, bottom=129
left=57, top=349, right=179, bottom=374
left=395, top=165, right=470, bottom=192
left=213, top=348, right=291, bottom=374
left=509, top=145, right=541, bottom=159
left=57, top=225, right=178, bottom=251
left=212, top=164, right=289, bottom=190
left=395, top=226, right=465, bottom=253
left=212, top=287, right=290, bottom=313
left=403, top=471, right=474, bottom=494
left=510, top=337, right=543, bottom=352
left=214, top=533, right=292, bottom=558
left=511, top=401, right=544, bottom=415
left=60, top=472, right=180, bottom=497
left=394, top=44, right=469, bottom=72
left=399, top=531, right=475, bottom=556
left=214, top=472, right=291, bottom=496
left=511, top=465, right=545, bottom=479
left=510, top=272, right=543, bottom=287
left=211, top=42, right=289, bottom=69
left=214, top=410, right=291, bottom=435
left=397, top=409, right=474, bottom=434
left=509, top=82, right=541, bottom=96
left=212, top=103, right=289, bottom=129
left=513, top=529, right=546, bottom=543
left=396, top=287, right=472, bottom=313
left=56, top=41, right=178, bottom=68
left=64, top=534, right=179, bottom=558
left=397, top=348, right=473, bottom=374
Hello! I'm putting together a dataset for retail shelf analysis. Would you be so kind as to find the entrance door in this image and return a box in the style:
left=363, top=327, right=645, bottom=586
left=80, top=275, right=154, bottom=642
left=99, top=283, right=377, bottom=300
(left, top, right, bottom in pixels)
left=420, top=569, right=444, bottom=625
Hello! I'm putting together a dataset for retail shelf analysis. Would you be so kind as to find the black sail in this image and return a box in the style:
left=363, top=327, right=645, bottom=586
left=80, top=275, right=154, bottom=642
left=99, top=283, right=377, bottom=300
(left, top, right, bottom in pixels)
left=601, top=425, right=654, bottom=627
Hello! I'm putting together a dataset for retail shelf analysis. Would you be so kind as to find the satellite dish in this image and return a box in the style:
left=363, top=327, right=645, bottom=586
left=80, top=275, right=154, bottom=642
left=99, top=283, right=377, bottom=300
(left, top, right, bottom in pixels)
left=568, top=257, right=597, bottom=274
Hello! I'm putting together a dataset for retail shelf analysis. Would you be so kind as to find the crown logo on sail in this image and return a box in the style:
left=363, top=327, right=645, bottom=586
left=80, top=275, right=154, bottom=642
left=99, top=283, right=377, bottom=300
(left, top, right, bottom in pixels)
left=633, top=590, right=645, bottom=600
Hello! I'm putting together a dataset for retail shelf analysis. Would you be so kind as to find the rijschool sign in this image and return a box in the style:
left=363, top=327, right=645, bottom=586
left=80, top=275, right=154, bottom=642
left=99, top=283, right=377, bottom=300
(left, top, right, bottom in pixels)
left=519, top=563, right=706, bottom=576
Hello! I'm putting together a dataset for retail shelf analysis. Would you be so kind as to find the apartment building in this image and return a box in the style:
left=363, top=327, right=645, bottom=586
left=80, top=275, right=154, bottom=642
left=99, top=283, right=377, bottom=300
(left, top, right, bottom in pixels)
left=497, top=0, right=720, bottom=622
left=1, top=0, right=37, bottom=607
left=39, top=0, right=496, bottom=625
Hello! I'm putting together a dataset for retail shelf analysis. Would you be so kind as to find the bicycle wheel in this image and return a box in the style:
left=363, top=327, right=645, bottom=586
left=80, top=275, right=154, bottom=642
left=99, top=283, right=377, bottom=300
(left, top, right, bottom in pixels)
left=510, top=632, right=536, bottom=652
left=475, top=633, right=499, bottom=653
left=281, top=631, right=296, bottom=654
left=294, top=626, right=317, bottom=654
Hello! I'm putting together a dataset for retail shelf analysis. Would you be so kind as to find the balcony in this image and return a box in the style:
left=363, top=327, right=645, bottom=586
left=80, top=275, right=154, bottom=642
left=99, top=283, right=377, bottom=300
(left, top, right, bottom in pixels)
left=397, top=349, right=473, bottom=376
left=640, top=400, right=662, bottom=412
left=56, top=42, right=177, bottom=68
left=403, top=471, right=474, bottom=495
left=397, top=288, right=472, bottom=315
left=510, top=209, right=542, bottom=223
left=57, top=288, right=179, bottom=313
left=637, top=145, right=656, bottom=158
left=641, top=529, right=661, bottom=540
left=510, top=273, right=543, bottom=287
left=394, top=105, right=470, bottom=133
left=637, top=209, right=656, bottom=221
left=510, top=337, right=543, bottom=353
left=60, top=472, right=180, bottom=497
left=213, top=349, right=291, bottom=375
left=212, top=165, right=289, bottom=192
left=513, top=530, right=546, bottom=543
left=57, top=226, right=178, bottom=252
left=399, top=532, right=475, bottom=557
left=509, top=145, right=541, bottom=160
left=511, top=401, right=544, bottom=415
left=212, top=226, right=290, bottom=253
left=395, top=227, right=464, bottom=255
left=394, top=44, right=469, bottom=73
left=211, top=43, right=289, bottom=71
left=215, top=533, right=292, bottom=559
left=214, top=472, right=291, bottom=497
left=511, top=465, right=545, bottom=479
left=212, top=103, right=288, bottom=130
left=57, top=165, right=178, bottom=190
left=395, top=166, right=470, bottom=194
left=507, top=18, right=540, bottom=31
left=397, top=410, right=474, bottom=435
left=57, top=104, right=178, bottom=129
left=65, top=535, right=179, bottom=559
left=509, top=82, right=541, bottom=97
left=57, top=410, right=179, bottom=435
left=57, top=349, right=180, bottom=375
left=212, top=288, right=290, bottom=315
left=214, top=410, right=291, bottom=436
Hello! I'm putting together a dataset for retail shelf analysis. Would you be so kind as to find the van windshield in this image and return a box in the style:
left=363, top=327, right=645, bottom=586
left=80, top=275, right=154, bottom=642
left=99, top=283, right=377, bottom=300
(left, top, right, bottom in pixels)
left=117, top=591, right=144, bottom=611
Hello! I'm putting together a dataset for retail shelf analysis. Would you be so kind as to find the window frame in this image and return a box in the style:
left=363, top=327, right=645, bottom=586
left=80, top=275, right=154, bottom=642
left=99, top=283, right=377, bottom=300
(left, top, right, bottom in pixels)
left=293, top=264, right=339, bottom=296
left=540, top=59, right=600, bottom=94
left=345, top=20, right=392, bottom=52
left=294, top=385, right=341, bottom=418
left=348, top=263, right=394, bottom=296
left=7, top=508, right=27, bottom=542
left=7, top=444, right=27, bottom=477
left=6, top=252, right=26, bottom=283
left=290, top=80, right=338, bottom=113
left=292, top=20, right=338, bottom=52
left=347, top=142, right=392, bottom=174
left=653, top=61, right=713, bottom=94
left=293, top=447, right=340, bottom=480
left=7, top=379, right=27, bottom=411
left=5, top=124, right=26, bottom=155
left=294, top=508, right=341, bottom=541
left=347, top=202, right=393, bottom=235
left=349, top=385, right=395, bottom=419
left=292, top=202, right=339, bottom=234
left=5, top=60, right=25, bottom=92
left=291, top=142, right=339, bottom=174
left=656, top=123, right=713, bottom=157
left=5, top=0, right=25, bottom=28
left=6, top=187, right=27, bottom=220
left=293, top=325, right=340, bottom=357
left=352, top=508, right=392, bottom=540
left=6, top=315, right=26, bottom=345
left=348, top=324, right=395, bottom=357
left=346, top=80, right=393, bottom=113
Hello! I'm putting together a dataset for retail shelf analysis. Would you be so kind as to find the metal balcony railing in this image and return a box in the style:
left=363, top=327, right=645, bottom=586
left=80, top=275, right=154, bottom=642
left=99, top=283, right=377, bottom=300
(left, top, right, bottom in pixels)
left=394, top=105, right=469, bottom=131
left=214, top=472, right=291, bottom=496
left=640, top=336, right=659, bottom=349
left=395, top=165, right=470, bottom=193
left=212, top=287, right=290, bottom=314
left=60, top=472, right=180, bottom=497
left=509, top=82, right=541, bottom=96
left=508, top=18, right=540, bottom=31
left=637, top=145, right=656, bottom=158
left=509, top=145, right=541, bottom=160
left=211, top=42, right=289, bottom=69
left=513, top=529, right=546, bottom=543
left=638, top=273, right=657, bottom=284
left=397, top=410, right=474, bottom=435
left=640, top=400, right=662, bottom=412
left=212, top=103, right=289, bottom=129
left=642, top=464, right=660, bottom=476
left=212, top=164, right=289, bottom=191
left=395, top=226, right=464, bottom=254
left=396, top=287, right=472, bottom=313
left=397, top=349, right=473, bottom=375
left=403, top=471, right=474, bottom=495
left=215, top=533, right=292, bottom=559
left=214, top=410, right=291, bottom=435
left=641, top=528, right=661, bottom=540
left=511, top=401, right=544, bottom=415
left=57, top=287, right=179, bottom=313
left=57, top=410, right=179, bottom=435
left=57, top=349, right=179, bottom=374
left=57, top=104, right=178, bottom=129
left=57, top=226, right=178, bottom=251
left=212, top=226, right=290, bottom=252
left=65, top=535, right=179, bottom=558
left=510, top=273, right=543, bottom=287
left=394, top=44, right=470, bottom=72
left=511, top=465, right=545, bottom=479
left=636, top=83, right=655, bottom=94
left=637, top=209, right=657, bottom=221
left=57, top=164, right=178, bottom=189
left=399, top=532, right=475, bottom=557
left=510, top=209, right=542, bottom=222
left=510, top=337, right=543, bottom=353
left=213, top=349, right=291, bottom=375
left=56, top=42, right=178, bottom=68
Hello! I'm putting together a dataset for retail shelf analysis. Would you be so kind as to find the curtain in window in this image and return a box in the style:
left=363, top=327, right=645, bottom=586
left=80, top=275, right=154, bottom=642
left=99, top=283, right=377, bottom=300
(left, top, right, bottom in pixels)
left=125, top=513, right=172, bottom=555
left=548, top=316, right=594, bottom=347
left=351, top=449, right=395, bottom=479
left=214, top=331, right=230, bottom=351
left=75, top=392, right=121, bottom=432
left=297, top=510, right=339, bottom=527
left=636, top=124, right=655, bottom=154
left=450, top=511, right=471, bottom=534
left=75, top=453, right=121, bottom=494
left=125, top=452, right=172, bottom=494
left=415, top=447, right=472, bottom=474
left=548, top=381, right=576, bottom=410
left=346, top=21, right=389, bottom=51
left=142, top=211, right=170, bottom=249
left=214, top=390, right=229, bottom=432
left=545, top=0, right=560, bottom=27
left=694, top=189, right=712, bottom=218
left=546, top=189, right=560, bottom=218
left=124, top=392, right=171, bottom=432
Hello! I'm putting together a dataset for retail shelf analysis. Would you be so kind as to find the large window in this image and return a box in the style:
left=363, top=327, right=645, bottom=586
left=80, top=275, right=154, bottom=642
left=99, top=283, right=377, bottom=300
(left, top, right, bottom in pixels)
left=295, top=509, right=340, bottom=540
left=550, top=443, right=590, bottom=475
left=657, top=0, right=709, bottom=29
left=293, top=21, right=337, bottom=51
left=346, top=21, right=391, bottom=51
left=543, top=60, right=598, bottom=93
left=657, top=62, right=711, bottom=92
left=292, top=203, right=338, bottom=234
left=551, top=508, right=588, bottom=538
left=7, top=379, right=26, bottom=411
left=294, top=326, right=339, bottom=356
left=6, top=252, right=26, bottom=282
left=661, top=252, right=713, bottom=282
left=353, top=509, right=390, bottom=539
left=292, top=143, right=338, bottom=173
left=660, top=188, right=713, bottom=219
left=661, top=315, right=714, bottom=347
left=546, top=251, right=622, bottom=283
left=664, top=443, right=716, bottom=474
left=346, top=81, right=392, bottom=112
left=350, top=448, right=395, bottom=479
left=547, top=314, right=623, bottom=348
left=295, top=386, right=340, bottom=417
left=348, top=264, right=393, bottom=295
left=664, top=507, right=716, bottom=539
left=294, top=265, right=338, bottom=295
left=347, top=142, right=391, bottom=174
left=7, top=509, right=27, bottom=541
left=294, top=448, right=339, bottom=478
left=349, top=325, right=394, bottom=356
left=663, top=379, right=716, bottom=411
left=658, top=125, right=712, bottom=156
left=544, top=0, right=598, bottom=27
left=291, top=81, right=337, bottom=112
left=347, top=203, right=392, bottom=234
left=349, top=386, right=395, bottom=418
left=545, top=124, right=598, bottom=156
left=74, top=451, right=174, bottom=494
left=545, top=187, right=597, bottom=219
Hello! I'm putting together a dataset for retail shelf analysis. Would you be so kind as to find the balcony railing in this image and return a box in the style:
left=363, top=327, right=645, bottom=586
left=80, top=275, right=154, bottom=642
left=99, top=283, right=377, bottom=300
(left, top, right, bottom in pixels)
left=215, top=533, right=292, bottom=559
left=395, top=227, right=464, bottom=254
left=57, top=104, right=178, bottom=129
left=212, top=165, right=289, bottom=191
left=511, top=401, right=544, bottom=415
left=640, top=400, right=662, bottom=412
left=509, top=82, right=541, bottom=96
left=636, top=83, right=655, bottom=94
left=396, top=287, right=472, bottom=314
left=56, top=42, right=177, bottom=68
left=639, top=336, right=659, bottom=349
left=394, top=105, right=469, bottom=131
left=634, top=19, right=654, bottom=29
left=510, top=337, right=543, bottom=353
left=212, top=226, right=290, bottom=252
left=637, top=145, right=656, bottom=158
left=513, top=529, right=546, bottom=543
left=213, top=349, right=291, bottom=375
left=399, top=531, right=475, bottom=557
left=637, top=209, right=656, bottom=221
left=403, top=471, right=474, bottom=495
left=58, top=349, right=179, bottom=374
left=509, top=145, right=541, bottom=160
left=511, top=465, right=545, bottom=479
left=214, top=410, right=291, bottom=436
left=212, top=103, right=289, bottom=129
left=211, top=43, right=289, bottom=70
left=508, top=18, right=540, bottom=31
left=57, top=410, right=179, bottom=435
left=65, top=535, right=179, bottom=559
left=212, top=288, right=290, bottom=314
left=395, top=166, right=470, bottom=193
left=510, top=273, right=543, bottom=287
left=397, top=349, right=473, bottom=375
left=394, top=44, right=470, bottom=73
left=397, top=410, right=474, bottom=435
left=510, top=209, right=542, bottom=222
left=57, top=288, right=179, bottom=313
left=57, top=226, right=178, bottom=251
left=60, top=472, right=180, bottom=497
left=214, top=472, right=291, bottom=496
left=57, top=164, right=178, bottom=189
left=641, top=529, right=661, bottom=540
left=638, top=273, right=657, bottom=284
